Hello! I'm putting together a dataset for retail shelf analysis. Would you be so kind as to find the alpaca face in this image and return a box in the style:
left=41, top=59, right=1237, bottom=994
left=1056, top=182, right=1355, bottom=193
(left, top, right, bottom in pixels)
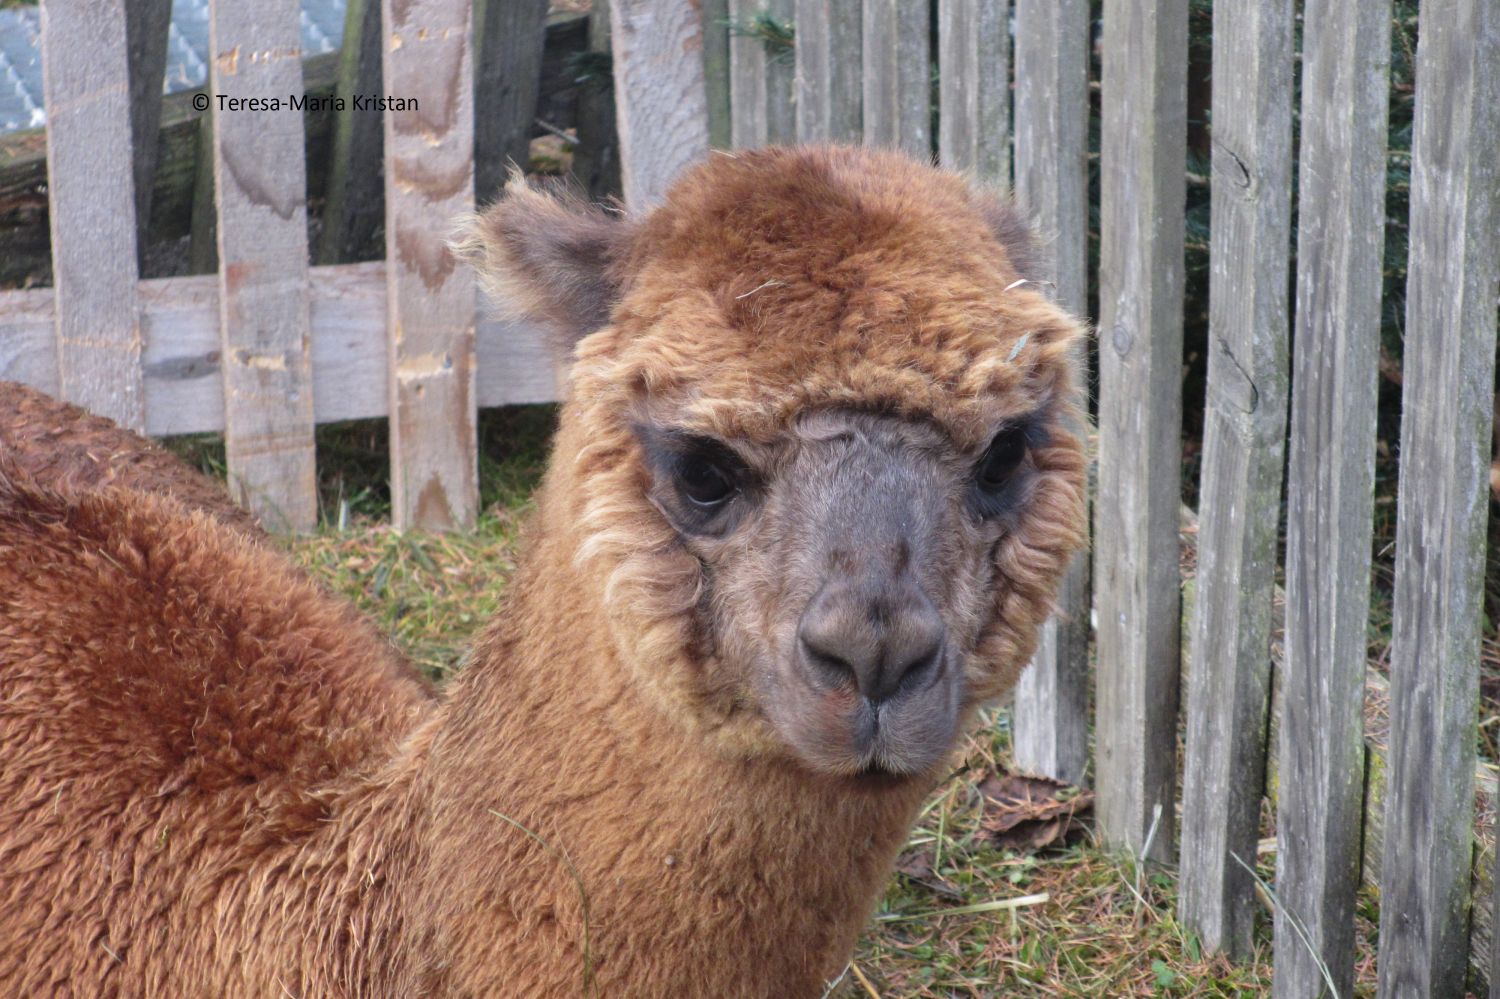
left=458, top=146, right=1088, bottom=778
left=632, top=405, right=1048, bottom=777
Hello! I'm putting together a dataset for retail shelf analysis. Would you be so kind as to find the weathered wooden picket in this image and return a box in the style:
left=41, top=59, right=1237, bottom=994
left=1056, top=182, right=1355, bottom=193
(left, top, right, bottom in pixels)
left=3, top=1, right=1500, bottom=994
left=3, top=0, right=621, bottom=532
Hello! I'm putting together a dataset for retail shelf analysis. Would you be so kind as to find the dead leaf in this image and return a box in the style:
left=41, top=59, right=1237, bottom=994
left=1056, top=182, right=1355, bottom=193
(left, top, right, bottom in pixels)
left=976, top=769, right=1094, bottom=853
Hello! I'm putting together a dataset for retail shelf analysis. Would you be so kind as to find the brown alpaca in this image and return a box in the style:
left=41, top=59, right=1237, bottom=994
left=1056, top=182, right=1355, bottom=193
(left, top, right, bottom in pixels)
left=0, top=379, right=265, bottom=538
left=0, top=146, right=1086, bottom=997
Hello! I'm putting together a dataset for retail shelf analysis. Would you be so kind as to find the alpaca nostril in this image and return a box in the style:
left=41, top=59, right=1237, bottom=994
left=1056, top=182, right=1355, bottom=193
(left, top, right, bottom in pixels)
left=891, top=633, right=944, bottom=700
left=799, top=637, right=859, bottom=689
left=798, top=581, right=947, bottom=705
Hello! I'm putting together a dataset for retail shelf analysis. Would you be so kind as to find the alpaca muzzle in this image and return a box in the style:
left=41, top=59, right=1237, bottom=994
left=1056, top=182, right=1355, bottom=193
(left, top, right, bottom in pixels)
left=789, top=573, right=963, bottom=777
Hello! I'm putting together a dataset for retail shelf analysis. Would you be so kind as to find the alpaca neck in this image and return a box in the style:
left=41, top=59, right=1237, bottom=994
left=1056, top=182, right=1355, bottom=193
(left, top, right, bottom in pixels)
left=410, top=528, right=935, bottom=997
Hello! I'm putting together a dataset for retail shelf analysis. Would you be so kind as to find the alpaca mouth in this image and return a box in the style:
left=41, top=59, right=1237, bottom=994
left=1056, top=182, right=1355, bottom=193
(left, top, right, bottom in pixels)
left=771, top=647, right=964, bottom=779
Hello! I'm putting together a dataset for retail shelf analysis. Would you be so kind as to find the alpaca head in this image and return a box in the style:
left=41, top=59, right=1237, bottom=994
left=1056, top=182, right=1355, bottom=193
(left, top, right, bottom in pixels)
left=458, top=146, right=1087, bottom=780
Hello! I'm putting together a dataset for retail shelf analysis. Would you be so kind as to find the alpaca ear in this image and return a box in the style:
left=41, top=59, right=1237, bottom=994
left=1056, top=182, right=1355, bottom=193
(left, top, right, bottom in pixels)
left=453, top=173, right=636, bottom=355
left=974, top=192, right=1046, bottom=286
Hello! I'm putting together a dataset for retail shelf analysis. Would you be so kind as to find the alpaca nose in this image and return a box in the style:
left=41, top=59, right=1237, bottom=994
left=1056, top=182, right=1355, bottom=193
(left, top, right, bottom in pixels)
left=798, top=578, right=947, bottom=704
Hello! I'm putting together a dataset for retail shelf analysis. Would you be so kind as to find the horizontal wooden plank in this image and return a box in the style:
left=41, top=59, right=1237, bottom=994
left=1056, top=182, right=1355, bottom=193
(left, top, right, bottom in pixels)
left=0, top=264, right=557, bottom=436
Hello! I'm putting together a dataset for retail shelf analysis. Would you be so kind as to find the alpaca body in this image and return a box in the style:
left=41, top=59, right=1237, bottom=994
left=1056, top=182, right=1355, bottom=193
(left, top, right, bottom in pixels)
left=0, top=470, right=926, bottom=997
left=1, top=146, right=1087, bottom=996
left=0, top=380, right=265, bottom=538
left=0, top=475, right=433, bottom=995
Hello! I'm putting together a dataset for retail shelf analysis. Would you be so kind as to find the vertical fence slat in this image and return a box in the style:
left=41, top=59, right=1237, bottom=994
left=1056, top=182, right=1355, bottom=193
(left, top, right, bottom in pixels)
left=728, top=0, right=769, bottom=148
left=1010, top=0, right=1090, bottom=786
left=1377, top=0, right=1500, bottom=993
left=1178, top=0, right=1293, bottom=958
left=701, top=0, right=732, bottom=149
left=1093, top=0, right=1188, bottom=864
left=860, top=0, right=929, bottom=156
left=609, top=0, right=711, bottom=207
left=381, top=0, right=478, bottom=531
left=40, top=0, right=144, bottom=430
left=728, top=0, right=794, bottom=149
left=474, top=0, right=547, bottom=205
left=1273, top=1, right=1392, bottom=994
left=793, top=0, right=861, bottom=143
left=937, top=0, right=1009, bottom=185
left=207, top=0, right=317, bottom=531
left=764, top=0, right=795, bottom=144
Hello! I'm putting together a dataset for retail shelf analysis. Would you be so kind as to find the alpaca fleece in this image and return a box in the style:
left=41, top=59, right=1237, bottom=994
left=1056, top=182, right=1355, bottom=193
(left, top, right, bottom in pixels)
left=0, top=146, right=1087, bottom=997
left=0, top=380, right=264, bottom=538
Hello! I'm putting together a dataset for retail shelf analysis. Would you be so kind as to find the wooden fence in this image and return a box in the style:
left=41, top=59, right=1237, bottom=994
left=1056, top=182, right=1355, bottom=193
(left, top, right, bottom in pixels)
left=3, top=0, right=1500, bottom=995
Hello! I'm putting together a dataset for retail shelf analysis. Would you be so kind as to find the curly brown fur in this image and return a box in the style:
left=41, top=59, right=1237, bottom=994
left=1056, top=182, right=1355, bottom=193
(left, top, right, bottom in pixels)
left=1, top=146, right=1086, bottom=997
left=0, top=380, right=266, bottom=538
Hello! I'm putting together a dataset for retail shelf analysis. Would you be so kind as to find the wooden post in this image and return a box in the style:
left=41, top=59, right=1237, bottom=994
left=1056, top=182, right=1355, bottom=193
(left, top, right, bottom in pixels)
left=40, top=0, right=144, bottom=430
left=381, top=0, right=479, bottom=531
left=1178, top=0, right=1293, bottom=959
left=701, top=0, right=732, bottom=149
left=474, top=0, right=547, bottom=204
left=1010, top=0, right=1091, bottom=786
left=124, top=0, right=172, bottom=265
left=1272, top=1, right=1392, bottom=995
left=860, top=0, right=929, bottom=157
left=317, top=0, right=384, bottom=264
left=937, top=0, right=1009, bottom=185
left=727, top=0, right=794, bottom=149
left=207, top=0, right=318, bottom=532
left=609, top=0, right=711, bottom=207
left=1378, top=0, right=1500, bottom=994
left=793, top=0, right=860, bottom=143
left=1093, top=0, right=1188, bottom=865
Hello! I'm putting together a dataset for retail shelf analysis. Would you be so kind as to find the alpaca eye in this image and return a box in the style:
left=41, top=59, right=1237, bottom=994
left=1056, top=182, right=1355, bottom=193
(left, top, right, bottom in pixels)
left=677, top=455, right=736, bottom=508
left=977, top=426, right=1027, bottom=490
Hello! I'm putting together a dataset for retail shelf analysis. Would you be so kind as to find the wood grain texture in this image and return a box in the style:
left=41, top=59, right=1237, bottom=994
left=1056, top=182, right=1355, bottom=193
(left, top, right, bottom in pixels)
left=125, top=0, right=172, bottom=260
left=1093, top=0, right=1188, bottom=865
left=700, top=0, right=732, bottom=149
left=317, top=0, right=384, bottom=264
left=793, top=0, right=861, bottom=143
left=1179, top=505, right=1500, bottom=991
left=609, top=0, right=711, bottom=207
left=1177, top=0, right=1293, bottom=959
left=40, top=0, right=144, bottom=429
left=381, top=0, right=478, bottom=531
left=727, top=0, right=794, bottom=148
left=1272, top=2, right=1392, bottom=995
left=1010, top=0, right=1091, bottom=786
left=1377, top=0, right=1500, bottom=994
left=860, top=0, right=929, bottom=156
left=937, top=0, right=1009, bottom=184
left=0, top=266, right=555, bottom=436
left=474, top=0, right=547, bottom=204
left=208, top=0, right=318, bottom=533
